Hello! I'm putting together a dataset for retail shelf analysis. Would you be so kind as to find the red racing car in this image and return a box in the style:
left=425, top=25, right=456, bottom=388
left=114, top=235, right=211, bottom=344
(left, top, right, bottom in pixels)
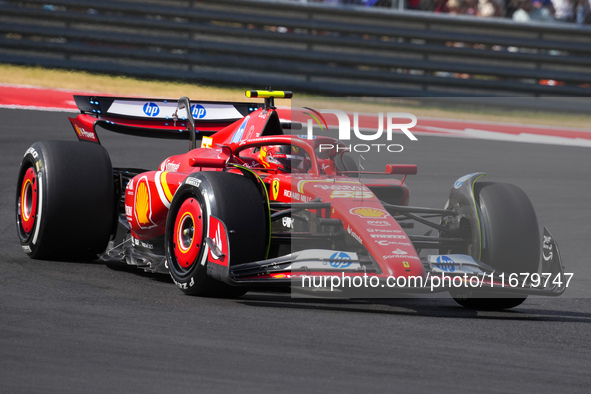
left=16, top=90, right=567, bottom=309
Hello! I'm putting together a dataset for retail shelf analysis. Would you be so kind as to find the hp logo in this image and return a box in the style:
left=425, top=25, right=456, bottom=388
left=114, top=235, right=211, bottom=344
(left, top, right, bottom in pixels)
left=191, top=104, right=206, bottom=119
left=435, top=256, right=455, bottom=272
left=329, top=252, right=352, bottom=268
left=143, top=102, right=160, bottom=117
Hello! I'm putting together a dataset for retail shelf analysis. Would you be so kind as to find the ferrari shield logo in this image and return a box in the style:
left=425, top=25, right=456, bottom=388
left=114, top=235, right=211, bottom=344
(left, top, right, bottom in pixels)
left=272, top=179, right=280, bottom=200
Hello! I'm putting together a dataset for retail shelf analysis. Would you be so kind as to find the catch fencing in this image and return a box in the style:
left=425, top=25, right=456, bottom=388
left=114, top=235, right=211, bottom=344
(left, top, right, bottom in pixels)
left=1, top=0, right=590, bottom=97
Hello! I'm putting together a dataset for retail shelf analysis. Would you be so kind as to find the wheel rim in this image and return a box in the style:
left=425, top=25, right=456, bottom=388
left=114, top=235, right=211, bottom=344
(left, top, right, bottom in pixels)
left=18, top=167, right=38, bottom=235
left=172, top=197, right=204, bottom=269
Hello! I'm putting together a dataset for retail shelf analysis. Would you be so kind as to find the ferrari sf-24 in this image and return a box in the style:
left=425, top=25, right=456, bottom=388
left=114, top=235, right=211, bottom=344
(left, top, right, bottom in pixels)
left=16, top=91, right=566, bottom=309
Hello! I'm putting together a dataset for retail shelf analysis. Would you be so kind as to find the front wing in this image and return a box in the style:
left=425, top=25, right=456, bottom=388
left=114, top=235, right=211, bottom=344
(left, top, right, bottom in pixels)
left=208, top=225, right=567, bottom=297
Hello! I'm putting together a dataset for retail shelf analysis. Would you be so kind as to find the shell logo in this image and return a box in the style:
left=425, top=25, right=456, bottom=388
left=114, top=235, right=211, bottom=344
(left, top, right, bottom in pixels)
left=350, top=207, right=389, bottom=218
left=134, top=176, right=157, bottom=229
left=136, top=182, right=151, bottom=226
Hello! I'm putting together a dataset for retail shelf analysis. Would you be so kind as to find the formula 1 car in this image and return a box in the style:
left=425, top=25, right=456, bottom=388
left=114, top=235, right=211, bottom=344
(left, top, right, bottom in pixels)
left=16, top=90, right=567, bottom=309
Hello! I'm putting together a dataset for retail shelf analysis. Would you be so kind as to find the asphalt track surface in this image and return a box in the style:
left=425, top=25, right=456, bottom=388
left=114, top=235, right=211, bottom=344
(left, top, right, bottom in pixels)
left=1, top=108, right=590, bottom=393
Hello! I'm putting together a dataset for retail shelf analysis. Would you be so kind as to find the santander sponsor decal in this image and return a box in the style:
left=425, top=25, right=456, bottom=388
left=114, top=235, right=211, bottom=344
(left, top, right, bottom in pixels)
left=74, top=124, right=98, bottom=142
left=165, top=161, right=180, bottom=172
left=383, top=254, right=419, bottom=260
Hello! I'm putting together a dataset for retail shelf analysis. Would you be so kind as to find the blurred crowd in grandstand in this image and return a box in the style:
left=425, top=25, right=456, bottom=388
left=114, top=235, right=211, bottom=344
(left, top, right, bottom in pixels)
left=303, top=0, right=591, bottom=24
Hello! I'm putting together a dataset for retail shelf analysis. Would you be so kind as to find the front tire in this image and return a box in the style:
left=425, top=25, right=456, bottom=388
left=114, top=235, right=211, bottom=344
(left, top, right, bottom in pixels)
left=453, top=182, right=540, bottom=310
left=165, top=171, right=268, bottom=297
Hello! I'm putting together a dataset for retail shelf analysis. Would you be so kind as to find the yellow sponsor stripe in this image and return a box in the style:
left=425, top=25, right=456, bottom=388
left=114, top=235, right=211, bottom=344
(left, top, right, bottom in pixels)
left=160, top=171, right=174, bottom=203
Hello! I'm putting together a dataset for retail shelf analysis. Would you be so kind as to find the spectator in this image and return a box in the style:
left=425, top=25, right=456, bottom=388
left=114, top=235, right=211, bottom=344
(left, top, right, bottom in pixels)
left=531, top=0, right=556, bottom=21
left=575, top=0, right=590, bottom=23
left=551, top=0, right=575, bottom=21
left=512, top=0, right=555, bottom=21
left=447, top=0, right=478, bottom=14
left=478, top=0, right=505, bottom=17
left=432, top=0, right=450, bottom=12
left=407, top=0, right=423, bottom=9
left=312, top=0, right=591, bottom=23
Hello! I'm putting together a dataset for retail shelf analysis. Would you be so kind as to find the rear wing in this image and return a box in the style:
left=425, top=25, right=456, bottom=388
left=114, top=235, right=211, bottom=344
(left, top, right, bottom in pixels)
left=70, top=95, right=263, bottom=143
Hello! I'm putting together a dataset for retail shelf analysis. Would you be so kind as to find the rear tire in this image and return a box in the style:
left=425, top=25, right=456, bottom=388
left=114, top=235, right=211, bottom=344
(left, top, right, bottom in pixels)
left=452, top=182, right=540, bottom=310
left=16, top=141, right=115, bottom=260
left=165, top=171, right=268, bottom=297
